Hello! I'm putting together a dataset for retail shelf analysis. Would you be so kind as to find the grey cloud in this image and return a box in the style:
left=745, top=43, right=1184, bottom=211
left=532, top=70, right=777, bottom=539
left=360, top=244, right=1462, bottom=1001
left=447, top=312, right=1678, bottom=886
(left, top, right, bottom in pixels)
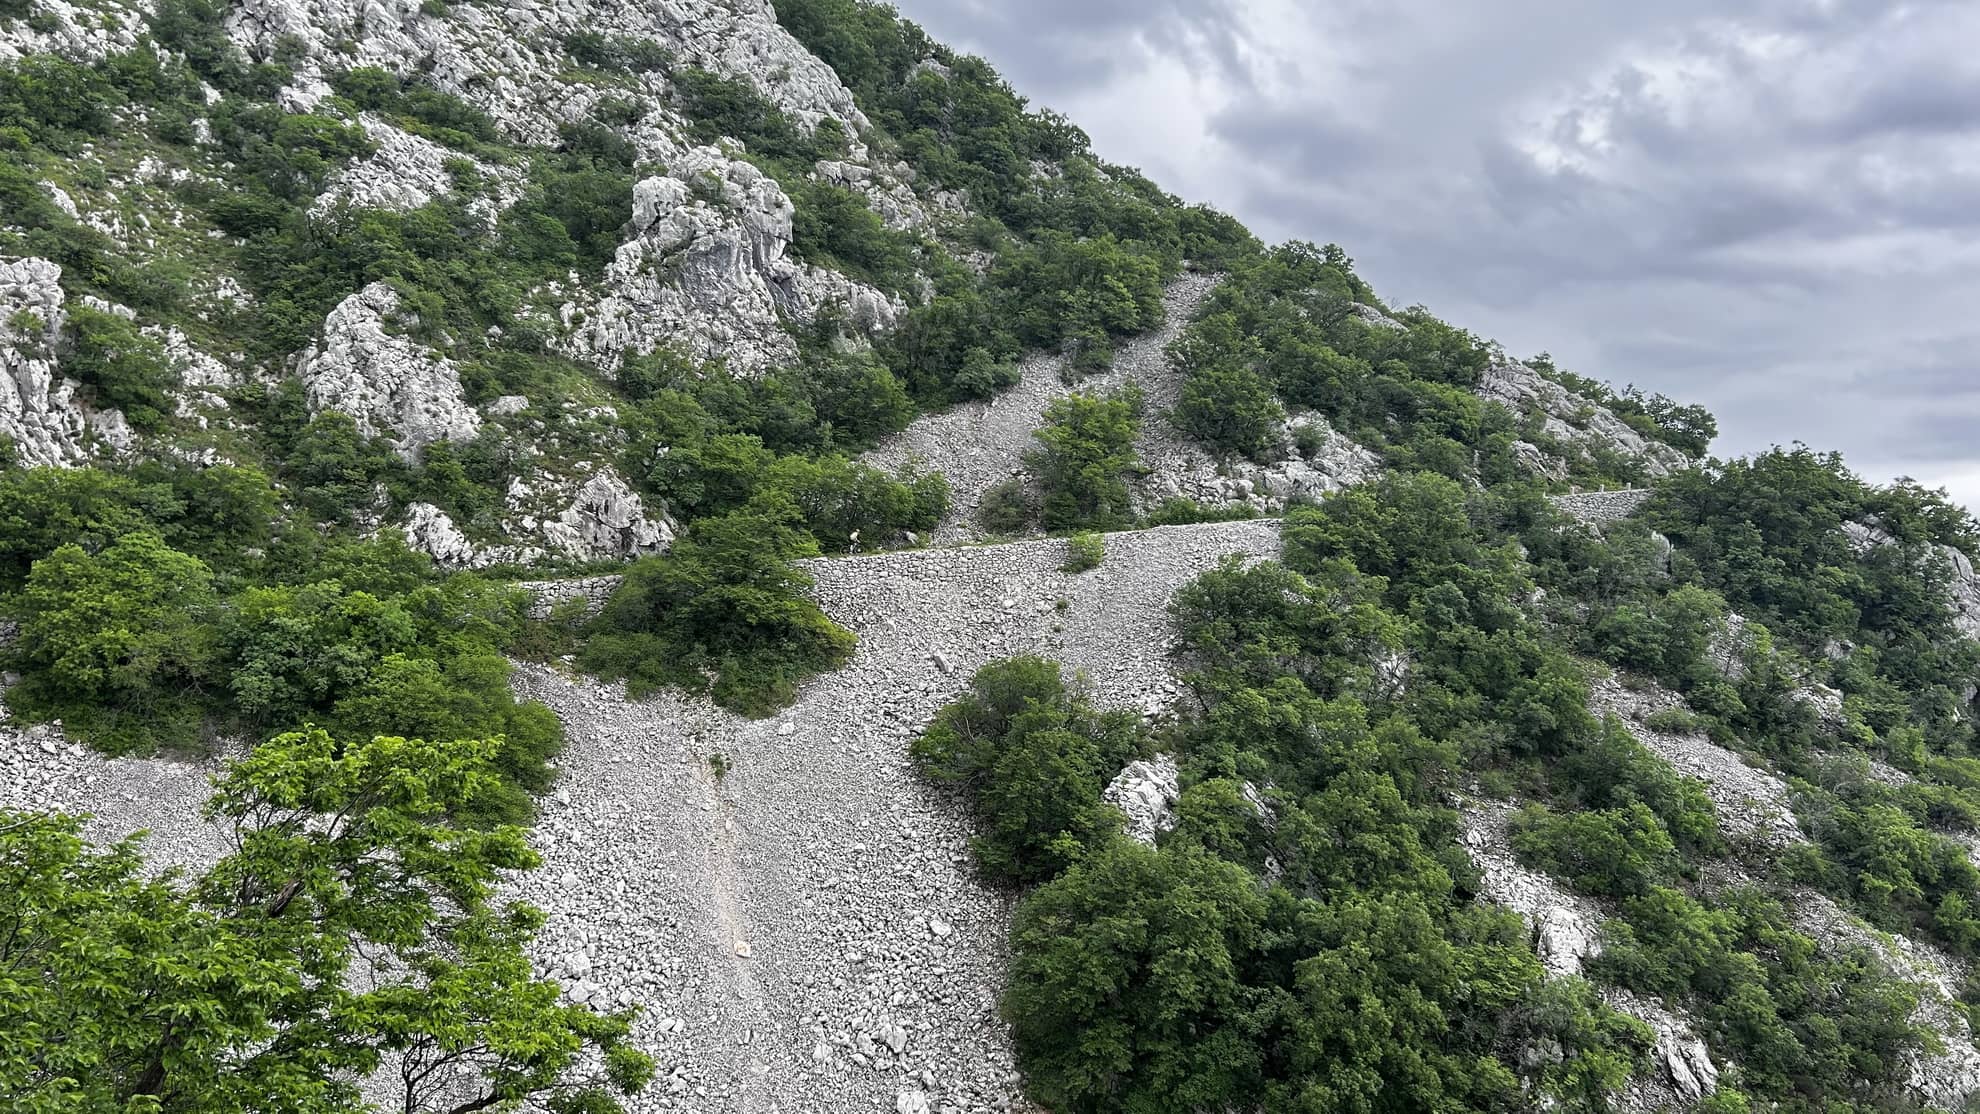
left=1892, top=409, right=1980, bottom=463
left=894, top=0, right=1252, bottom=96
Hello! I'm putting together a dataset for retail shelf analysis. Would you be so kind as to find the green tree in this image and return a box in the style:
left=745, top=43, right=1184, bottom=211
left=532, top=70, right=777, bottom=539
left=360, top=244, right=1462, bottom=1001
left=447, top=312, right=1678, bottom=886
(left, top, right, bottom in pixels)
left=61, top=304, right=181, bottom=430
left=1003, top=840, right=1269, bottom=1112
left=0, top=728, right=653, bottom=1110
left=581, top=496, right=855, bottom=715
left=6, top=532, right=217, bottom=751
left=1029, top=388, right=1142, bottom=530
left=1171, top=362, right=1284, bottom=462
left=912, top=657, right=1141, bottom=884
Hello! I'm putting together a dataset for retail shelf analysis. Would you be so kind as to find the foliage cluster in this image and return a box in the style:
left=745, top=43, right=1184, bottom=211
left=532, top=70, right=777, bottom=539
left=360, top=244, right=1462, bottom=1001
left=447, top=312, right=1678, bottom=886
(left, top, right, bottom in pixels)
left=579, top=497, right=855, bottom=717
left=911, top=657, right=1141, bottom=884
left=0, top=729, right=652, bottom=1111
left=774, top=0, right=1259, bottom=396
left=0, top=466, right=559, bottom=823
left=934, top=473, right=1935, bottom=1112
left=1525, top=447, right=1980, bottom=957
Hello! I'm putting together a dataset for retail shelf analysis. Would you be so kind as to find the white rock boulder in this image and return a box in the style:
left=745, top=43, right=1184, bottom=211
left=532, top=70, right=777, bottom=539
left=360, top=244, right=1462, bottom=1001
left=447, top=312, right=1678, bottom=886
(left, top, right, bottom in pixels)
left=295, top=282, right=480, bottom=458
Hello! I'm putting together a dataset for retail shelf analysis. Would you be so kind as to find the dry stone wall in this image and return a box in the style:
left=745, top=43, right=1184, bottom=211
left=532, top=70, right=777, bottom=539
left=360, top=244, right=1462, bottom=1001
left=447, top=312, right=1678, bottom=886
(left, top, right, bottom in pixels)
left=1548, top=488, right=1657, bottom=526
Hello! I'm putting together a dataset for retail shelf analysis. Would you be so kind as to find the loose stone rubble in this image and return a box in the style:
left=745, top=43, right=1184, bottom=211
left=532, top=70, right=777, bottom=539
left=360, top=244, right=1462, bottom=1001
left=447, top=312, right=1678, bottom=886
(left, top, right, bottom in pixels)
left=2, top=519, right=1279, bottom=1113
left=1547, top=488, right=1657, bottom=526
left=505, top=518, right=1281, bottom=1112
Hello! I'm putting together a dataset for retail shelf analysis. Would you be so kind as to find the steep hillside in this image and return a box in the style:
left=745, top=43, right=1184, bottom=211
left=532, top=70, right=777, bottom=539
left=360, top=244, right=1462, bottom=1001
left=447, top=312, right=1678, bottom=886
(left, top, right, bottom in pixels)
left=6, top=1, right=1980, bottom=1112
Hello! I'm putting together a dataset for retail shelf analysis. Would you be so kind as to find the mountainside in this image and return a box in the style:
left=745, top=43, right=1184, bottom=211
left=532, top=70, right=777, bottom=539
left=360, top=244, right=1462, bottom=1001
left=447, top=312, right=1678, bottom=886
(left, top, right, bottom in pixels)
left=7, top=1, right=1980, bottom=1112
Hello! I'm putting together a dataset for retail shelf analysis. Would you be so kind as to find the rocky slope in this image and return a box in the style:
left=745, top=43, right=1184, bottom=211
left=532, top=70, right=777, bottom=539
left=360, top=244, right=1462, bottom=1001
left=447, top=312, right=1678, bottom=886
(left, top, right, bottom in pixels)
left=0, top=517, right=1282, bottom=1113
left=9, top=1, right=1976, bottom=1109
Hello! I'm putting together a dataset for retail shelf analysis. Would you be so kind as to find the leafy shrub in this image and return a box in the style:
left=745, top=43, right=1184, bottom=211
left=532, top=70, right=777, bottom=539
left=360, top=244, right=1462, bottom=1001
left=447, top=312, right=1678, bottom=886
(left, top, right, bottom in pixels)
left=580, top=498, right=855, bottom=716
left=977, top=477, right=1034, bottom=535
left=0, top=55, right=113, bottom=144
left=1028, top=387, right=1142, bottom=531
left=881, top=286, right=1021, bottom=404
left=912, top=657, right=1141, bottom=884
left=1140, top=497, right=1257, bottom=527
left=788, top=178, right=919, bottom=296
left=330, top=66, right=502, bottom=153
left=1170, top=361, right=1284, bottom=461
left=1510, top=803, right=1680, bottom=898
left=5, top=532, right=218, bottom=751
left=1594, top=886, right=1925, bottom=1102
left=60, top=304, right=179, bottom=430
left=1644, top=707, right=1706, bottom=735
left=1061, top=531, right=1104, bottom=573
left=564, top=31, right=673, bottom=73
left=280, top=412, right=402, bottom=524
left=670, top=66, right=822, bottom=173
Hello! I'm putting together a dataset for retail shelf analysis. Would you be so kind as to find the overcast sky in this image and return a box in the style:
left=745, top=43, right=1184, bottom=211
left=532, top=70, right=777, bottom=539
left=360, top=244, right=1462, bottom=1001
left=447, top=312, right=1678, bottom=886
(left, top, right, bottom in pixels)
left=889, top=0, right=1980, bottom=508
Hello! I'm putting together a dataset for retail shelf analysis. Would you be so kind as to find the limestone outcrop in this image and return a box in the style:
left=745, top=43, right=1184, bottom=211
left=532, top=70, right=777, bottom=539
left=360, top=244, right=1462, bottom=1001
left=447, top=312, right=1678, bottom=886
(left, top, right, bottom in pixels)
left=294, top=282, right=480, bottom=458
left=0, top=257, right=133, bottom=466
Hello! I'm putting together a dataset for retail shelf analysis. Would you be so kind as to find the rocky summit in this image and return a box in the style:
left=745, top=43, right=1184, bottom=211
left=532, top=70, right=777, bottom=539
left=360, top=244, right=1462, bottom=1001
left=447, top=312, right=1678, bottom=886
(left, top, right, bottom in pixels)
left=5, top=1, right=1980, bottom=1112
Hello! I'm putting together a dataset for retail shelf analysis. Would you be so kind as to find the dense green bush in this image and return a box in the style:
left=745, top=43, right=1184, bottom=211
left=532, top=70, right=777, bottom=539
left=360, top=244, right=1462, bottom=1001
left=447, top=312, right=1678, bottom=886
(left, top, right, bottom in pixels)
left=1140, top=497, right=1258, bottom=527
left=6, top=532, right=218, bottom=751
left=1166, top=312, right=1283, bottom=459
left=580, top=498, right=855, bottom=716
left=1161, top=242, right=1547, bottom=484
left=1593, top=887, right=1924, bottom=1100
left=280, top=412, right=402, bottom=524
left=329, top=66, right=502, bottom=153
left=1061, top=531, right=1103, bottom=573
left=60, top=305, right=180, bottom=430
left=1510, top=803, right=1679, bottom=898
left=563, top=30, right=673, bottom=73
left=1028, top=387, right=1142, bottom=531
left=912, top=657, right=1141, bottom=884
left=787, top=178, right=920, bottom=296
left=671, top=66, right=826, bottom=173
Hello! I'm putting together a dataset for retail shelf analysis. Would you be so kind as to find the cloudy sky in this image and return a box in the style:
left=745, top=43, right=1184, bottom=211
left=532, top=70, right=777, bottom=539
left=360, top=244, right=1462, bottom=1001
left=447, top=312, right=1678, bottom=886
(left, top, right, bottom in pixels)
left=889, top=0, right=1980, bottom=507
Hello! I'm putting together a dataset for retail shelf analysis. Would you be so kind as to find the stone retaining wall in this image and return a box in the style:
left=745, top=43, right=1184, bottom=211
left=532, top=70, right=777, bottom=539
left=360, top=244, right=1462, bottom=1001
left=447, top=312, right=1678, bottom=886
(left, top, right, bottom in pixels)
left=1548, top=488, right=1655, bottom=526
left=514, top=575, right=624, bottom=619
left=513, top=491, right=1661, bottom=618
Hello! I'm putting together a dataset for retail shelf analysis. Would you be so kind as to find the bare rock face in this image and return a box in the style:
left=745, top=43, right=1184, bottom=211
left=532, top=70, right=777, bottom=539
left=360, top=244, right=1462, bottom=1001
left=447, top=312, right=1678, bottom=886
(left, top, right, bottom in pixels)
left=564, top=157, right=898, bottom=376
left=1103, top=755, right=1181, bottom=846
left=1705, top=612, right=1753, bottom=681
left=0, top=0, right=145, bottom=64
left=538, top=468, right=676, bottom=561
left=1791, top=682, right=1848, bottom=732
left=401, top=502, right=481, bottom=567
left=1461, top=803, right=1603, bottom=977
left=813, top=158, right=934, bottom=232
left=1142, top=410, right=1382, bottom=513
left=0, top=257, right=132, bottom=465
left=1935, top=542, right=1980, bottom=640
left=1607, top=989, right=1720, bottom=1107
left=313, top=114, right=522, bottom=220
left=295, top=282, right=481, bottom=458
left=1477, top=360, right=1692, bottom=480
left=405, top=468, right=676, bottom=567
